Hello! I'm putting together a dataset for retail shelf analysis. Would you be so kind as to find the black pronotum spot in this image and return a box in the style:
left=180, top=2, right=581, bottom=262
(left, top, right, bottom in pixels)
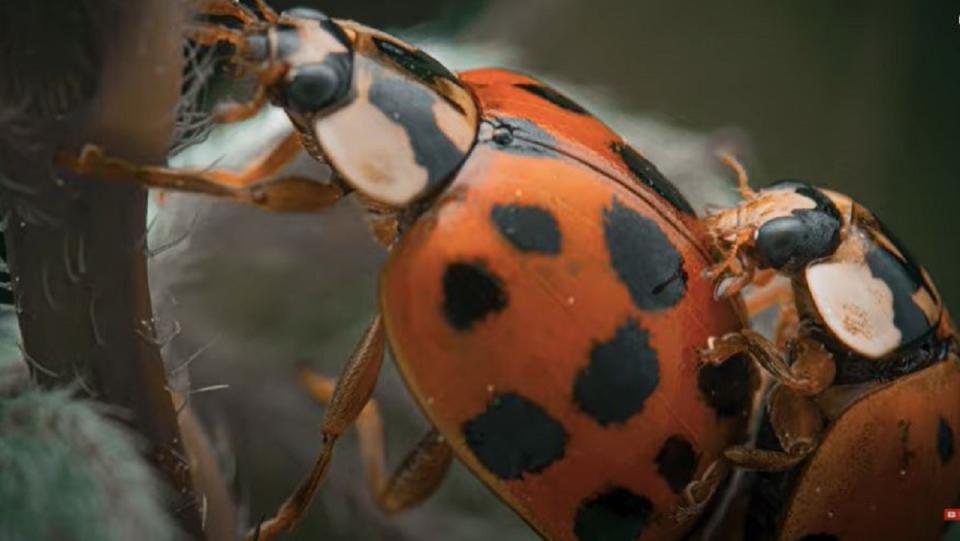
left=611, top=142, right=695, bottom=216
left=368, top=78, right=467, bottom=195
left=372, top=36, right=460, bottom=88
left=442, top=261, right=507, bottom=331
left=515, top=82, right=590, bottom=115
left=491, top=204, right=562, bottom=254
left=864, top=236, right=932, bottom=347
left=573, top=487, right=653, bottom=541
left=938, top=417, right=954, bottom=465
left=654, top=435, right=698, bottom=493
left=697, top=353, right=755, bottom=418
left=462, top=393, right=567, bottom=480
left=603, top=197, right=687, bottom=310
left=574, top=319, right=660, bottom=426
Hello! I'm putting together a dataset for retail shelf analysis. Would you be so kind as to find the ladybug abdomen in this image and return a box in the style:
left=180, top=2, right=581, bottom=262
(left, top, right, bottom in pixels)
left=381, top=141, right=755, bottom=540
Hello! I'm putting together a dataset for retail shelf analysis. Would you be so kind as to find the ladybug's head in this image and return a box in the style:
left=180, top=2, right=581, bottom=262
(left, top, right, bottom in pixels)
left=706, top=180, right=845, bottom=273
left=229, top=7, right=479, bottom=207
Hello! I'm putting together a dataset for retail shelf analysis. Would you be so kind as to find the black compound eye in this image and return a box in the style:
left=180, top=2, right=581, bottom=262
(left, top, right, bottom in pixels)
left=755, top=212, right=839, bottom=271
left=284, top=55, right=351, bottom=113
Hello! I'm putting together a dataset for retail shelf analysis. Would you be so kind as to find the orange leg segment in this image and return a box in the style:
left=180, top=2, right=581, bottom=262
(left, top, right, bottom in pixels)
left=57, top=131, right=345, bottom=213
left=249, top=316, right=387, bottom=541
left=299, top=371, right=453, bottom=514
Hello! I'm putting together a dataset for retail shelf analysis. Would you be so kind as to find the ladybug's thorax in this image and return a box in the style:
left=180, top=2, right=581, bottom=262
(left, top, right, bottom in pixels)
left=796, top=194, right=943, bottom=362
left=258, top=13, right=480, bottom=208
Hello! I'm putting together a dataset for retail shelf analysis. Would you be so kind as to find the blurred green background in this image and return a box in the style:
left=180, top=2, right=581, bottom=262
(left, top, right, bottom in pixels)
left=155, top=1, right=960, bottom=539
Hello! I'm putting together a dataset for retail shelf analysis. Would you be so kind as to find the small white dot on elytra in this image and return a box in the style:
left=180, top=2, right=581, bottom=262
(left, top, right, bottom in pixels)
left=514, top=189, right=523, bottom=198
left=826, top=511, right=834, bottom=519
left=426, top=397, right=435, bottom=405
left=486, top=384, right=494, bottom=393
left=567, top=296, right=575, bottom=305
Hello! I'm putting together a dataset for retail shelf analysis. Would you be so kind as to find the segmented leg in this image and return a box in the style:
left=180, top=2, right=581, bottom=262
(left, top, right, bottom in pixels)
left=673, top=458, right=731, bottom=522
left=197, top=0, right=258, bottom=25
left=58, top=131, right=345, bottom=212
left=700, top=330, right=835, bottom=396
left=723, top=385, right=823, bottom=470
left=250, top=0, right=279, bottom=23
left=250, top=316, right=386, bottom=541
left=300, top=371, right=454, bottom=514
left=742, top=276, right=797, bottom=346
left=704, top=227, right=756, bottom=298
left=187, top=23, right=246, bottom=49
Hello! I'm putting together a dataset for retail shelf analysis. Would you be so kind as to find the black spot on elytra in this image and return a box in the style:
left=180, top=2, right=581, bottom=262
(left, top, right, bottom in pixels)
left=655, top=436, right=698, bottom=493
left=319, top=18, right=352, bottom=49
left=864, top=237, right=932, bottom=348
left=368, top=78, right=467, bottom=196
left=698, top=353, right=756, bottom=418
left=574, top=487, right=653, bottom=541
left=939, top=417, right=955, bottom=465
left=442, top=261, right=507, bottom=331
left=463, top=393, right=567, bottom=480
left=797, top=535, right=840, bottom=541
left=611, top=142, right=695, bottom=216
left=491, top=204, right=562, bottom=255
left=515, top=82, right=590, bottom=115
left=603, top=197, right=686, bottom=310
left=574, top=319, right=660, bottom=426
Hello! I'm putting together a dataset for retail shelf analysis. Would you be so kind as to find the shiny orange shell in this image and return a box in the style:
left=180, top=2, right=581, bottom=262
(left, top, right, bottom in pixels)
left=772, top=355, right=960, bottom=540
left=380, top=69, right=757, bottom=540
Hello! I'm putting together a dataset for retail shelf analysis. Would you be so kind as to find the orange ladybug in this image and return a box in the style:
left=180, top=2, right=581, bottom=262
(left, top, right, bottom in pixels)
left=698, top=155, right=960, bottom=540
left=60, top=2, right=759, bottom=540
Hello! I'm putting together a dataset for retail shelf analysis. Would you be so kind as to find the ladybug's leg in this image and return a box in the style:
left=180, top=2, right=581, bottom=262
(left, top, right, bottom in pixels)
left=300, top=371, right=454, bottom=513
left=704, top=229, right=757, bottom=298
left=250, top=0, right=280, bottom=23
left=742, top=277, right=797, bottom=347
left=673, top=458, right=731, bottom=522
left=251, top=316, right=386, bottom=541
left=724, top=385, right=824, bottom=470
left=58, top=133, right=347, bottom=212
left=700, top=330, right=834, bottom=396
left=197, top=0, right=258, bottom=25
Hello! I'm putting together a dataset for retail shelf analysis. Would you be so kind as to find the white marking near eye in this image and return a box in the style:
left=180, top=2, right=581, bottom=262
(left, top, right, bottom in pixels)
left=806, top=261, right=901, bottom=358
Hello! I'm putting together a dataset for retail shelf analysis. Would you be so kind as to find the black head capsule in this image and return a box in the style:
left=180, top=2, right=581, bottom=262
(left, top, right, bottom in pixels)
left=754, top=181, right=842, bottom=272
left=283, top=54, right=353, bottom=113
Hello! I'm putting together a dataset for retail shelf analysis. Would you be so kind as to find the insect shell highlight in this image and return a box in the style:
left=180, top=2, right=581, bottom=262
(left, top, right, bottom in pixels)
left=701, top=178, right=960, bottom=540
left=62, top=4, right=760, bottom=540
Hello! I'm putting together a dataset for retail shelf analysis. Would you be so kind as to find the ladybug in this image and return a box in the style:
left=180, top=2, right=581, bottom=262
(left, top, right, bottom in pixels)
left=698, top=155, right=960, bottom=540
left=61, top=1, right=760, bottom=540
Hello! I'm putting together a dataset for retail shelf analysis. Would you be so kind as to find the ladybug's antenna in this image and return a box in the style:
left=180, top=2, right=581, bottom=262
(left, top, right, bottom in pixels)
left=716, top=152, right=756, bottom=201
